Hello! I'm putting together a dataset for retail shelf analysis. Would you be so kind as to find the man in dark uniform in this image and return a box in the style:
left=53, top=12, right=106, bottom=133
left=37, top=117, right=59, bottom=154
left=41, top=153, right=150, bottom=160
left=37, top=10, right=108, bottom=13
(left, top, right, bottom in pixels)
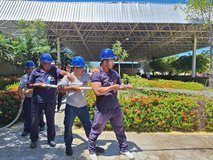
left=88, top=48, right=134, bottom=160
left=28, top=53, right=74, bottom=148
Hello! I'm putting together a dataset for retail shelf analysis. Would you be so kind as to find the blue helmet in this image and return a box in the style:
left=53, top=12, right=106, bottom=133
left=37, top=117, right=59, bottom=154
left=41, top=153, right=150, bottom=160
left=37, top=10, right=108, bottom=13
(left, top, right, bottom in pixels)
left=25, top=60, right=35, bottom=68
left=71, top=56, right=87, bottom=68
left=100, top=48, right=117, bottom=60
left=40, top=53, right=53, bottom=63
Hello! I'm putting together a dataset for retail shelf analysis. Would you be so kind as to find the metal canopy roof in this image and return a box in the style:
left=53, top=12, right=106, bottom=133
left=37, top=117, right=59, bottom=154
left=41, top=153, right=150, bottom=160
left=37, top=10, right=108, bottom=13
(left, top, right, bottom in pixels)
left=0, top=1, right=190, bottom=23
left=0, top=0, right=209, bottom=61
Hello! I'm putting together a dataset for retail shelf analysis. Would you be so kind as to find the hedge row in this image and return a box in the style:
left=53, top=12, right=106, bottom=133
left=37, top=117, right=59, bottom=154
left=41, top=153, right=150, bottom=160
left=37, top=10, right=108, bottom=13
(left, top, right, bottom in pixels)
left=123, top=74, right=205, bottom=90
left=151, top=75, right=209, bottom=86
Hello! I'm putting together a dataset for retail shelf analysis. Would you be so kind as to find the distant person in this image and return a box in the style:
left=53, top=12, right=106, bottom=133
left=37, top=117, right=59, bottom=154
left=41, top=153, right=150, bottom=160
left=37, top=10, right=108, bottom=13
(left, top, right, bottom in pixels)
left=55, top=60, right=64, bottom=112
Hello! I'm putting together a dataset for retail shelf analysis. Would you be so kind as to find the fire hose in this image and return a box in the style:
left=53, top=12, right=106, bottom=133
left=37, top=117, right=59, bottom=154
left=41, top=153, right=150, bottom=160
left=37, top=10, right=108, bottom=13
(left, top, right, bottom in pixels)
left=0, top=99, right=24, bottom=131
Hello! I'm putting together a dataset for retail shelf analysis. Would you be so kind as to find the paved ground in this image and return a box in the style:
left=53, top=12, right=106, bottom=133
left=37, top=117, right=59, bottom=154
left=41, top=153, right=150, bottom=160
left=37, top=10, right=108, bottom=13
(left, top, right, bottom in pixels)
left=0, top=103, right=213, bottom=160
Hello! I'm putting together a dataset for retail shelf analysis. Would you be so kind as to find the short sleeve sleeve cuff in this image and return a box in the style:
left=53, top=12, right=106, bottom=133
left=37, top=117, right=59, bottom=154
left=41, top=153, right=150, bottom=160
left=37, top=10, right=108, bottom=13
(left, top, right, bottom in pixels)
left=91, top=73, right=101, bottom=83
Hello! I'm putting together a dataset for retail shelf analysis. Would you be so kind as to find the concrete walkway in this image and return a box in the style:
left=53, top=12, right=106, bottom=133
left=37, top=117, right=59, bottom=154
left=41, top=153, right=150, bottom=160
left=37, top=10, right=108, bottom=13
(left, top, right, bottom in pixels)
left=0, top=104, right=212, bottom=160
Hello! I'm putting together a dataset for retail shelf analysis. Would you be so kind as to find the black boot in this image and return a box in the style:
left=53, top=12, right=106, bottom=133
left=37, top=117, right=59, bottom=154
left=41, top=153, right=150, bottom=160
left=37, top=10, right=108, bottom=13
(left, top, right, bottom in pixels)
left=95, top=146, right=105, bottom=154
left=21, top=131, right=29, bottom=137
left=48, top=140, right=56, bottom=147
left=65, top=145, right=73, bottom=156
left=30, top=141, right=37, bottom=148
left=39, top=126, right=45, bottom=132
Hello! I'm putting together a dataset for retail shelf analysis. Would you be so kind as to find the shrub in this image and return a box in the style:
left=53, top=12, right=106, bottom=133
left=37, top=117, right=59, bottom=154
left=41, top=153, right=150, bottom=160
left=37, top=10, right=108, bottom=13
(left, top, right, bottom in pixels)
left=152, top=75, right=209, bottom=86
left=0, top=91, right=21, bottom=127
left=0, top=77, right=19, bottom=90
left=123, top=74, right=205, bottom=90
left=5, top=82, right=19, bottom=92
left=85, top=89, right=213, bottom=132
left=204, top=99, right=213, bottom=131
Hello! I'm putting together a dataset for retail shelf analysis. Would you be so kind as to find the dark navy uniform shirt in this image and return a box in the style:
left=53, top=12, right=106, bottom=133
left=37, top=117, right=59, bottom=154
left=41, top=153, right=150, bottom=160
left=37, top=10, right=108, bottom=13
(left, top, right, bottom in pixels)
left=28, top=66, right=61, bottom=103
left=91, top=67, right=121, bottom=110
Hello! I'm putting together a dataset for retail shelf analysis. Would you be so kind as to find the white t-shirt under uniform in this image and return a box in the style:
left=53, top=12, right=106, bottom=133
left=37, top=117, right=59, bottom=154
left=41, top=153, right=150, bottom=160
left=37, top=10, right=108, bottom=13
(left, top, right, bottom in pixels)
left=58, top=73, right=90, bottom=108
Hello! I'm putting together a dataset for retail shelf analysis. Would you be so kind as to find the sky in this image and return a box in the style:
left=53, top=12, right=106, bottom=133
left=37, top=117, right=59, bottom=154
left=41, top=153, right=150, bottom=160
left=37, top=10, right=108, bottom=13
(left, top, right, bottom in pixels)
left=176, top=47, right=210, bottom=57
left=36, top=0, right=187, bottom=3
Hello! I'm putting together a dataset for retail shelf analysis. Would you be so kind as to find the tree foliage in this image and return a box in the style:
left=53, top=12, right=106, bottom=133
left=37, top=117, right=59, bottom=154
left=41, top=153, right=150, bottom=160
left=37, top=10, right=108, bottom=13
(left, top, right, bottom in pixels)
left=150, top=56, right=177, bottom=75
left=112, top=41, right=129, bottom=76
left=186, top=0, right=213, bottom=23
left=112, top=41, right=128, bottom=62
left=184, top=0, right=213, bottom=85
left=0, top=33, right=15, bottom=62
left=196, top=51, right=210, bottom=73
left=16, top=19, right=51, bottom=65
left=150, top=53, right=210, bottom=75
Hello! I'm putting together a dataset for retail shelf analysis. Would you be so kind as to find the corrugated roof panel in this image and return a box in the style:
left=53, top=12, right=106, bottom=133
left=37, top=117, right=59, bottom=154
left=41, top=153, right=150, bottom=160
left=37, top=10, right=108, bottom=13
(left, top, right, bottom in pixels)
left=25, top=2, right=33, bottom=20
left=69, top=3, right=75, bottom=22
left=0, top=1, right=191, bottom=24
